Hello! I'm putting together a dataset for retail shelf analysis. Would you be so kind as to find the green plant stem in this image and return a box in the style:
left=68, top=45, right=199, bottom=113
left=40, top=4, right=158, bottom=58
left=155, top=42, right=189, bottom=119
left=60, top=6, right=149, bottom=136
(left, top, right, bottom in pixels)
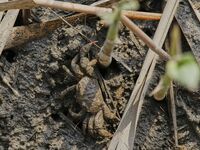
left=107, top=9, right=121, bottom=42
left=152, top=74, right=171, bottom=101
left=98, top=8, right=121, bottom=67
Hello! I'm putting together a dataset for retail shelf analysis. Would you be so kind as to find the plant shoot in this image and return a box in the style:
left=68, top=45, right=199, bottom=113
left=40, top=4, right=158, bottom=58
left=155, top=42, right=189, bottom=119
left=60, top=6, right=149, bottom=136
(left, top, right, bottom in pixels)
left=151, top=25, right=200, bottom=101
left=97, top=0, right=139, bottom=67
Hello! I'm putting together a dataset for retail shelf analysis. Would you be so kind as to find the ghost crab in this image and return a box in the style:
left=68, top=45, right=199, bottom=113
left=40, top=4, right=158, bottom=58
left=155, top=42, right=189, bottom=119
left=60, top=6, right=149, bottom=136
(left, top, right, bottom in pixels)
left=61, top=42, right=117, bottom=138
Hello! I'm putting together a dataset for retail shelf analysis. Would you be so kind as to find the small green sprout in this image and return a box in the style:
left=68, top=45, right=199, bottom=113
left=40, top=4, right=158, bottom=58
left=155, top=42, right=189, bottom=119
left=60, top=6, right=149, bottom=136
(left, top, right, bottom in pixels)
left=151, top=25, right=200, bottom=101
left=97, top=0, right=139, bottom=67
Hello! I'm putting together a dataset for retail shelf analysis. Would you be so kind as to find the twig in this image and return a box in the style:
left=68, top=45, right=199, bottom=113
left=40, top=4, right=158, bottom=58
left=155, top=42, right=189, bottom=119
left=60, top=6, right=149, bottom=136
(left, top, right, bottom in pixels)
left=108, top=0, right=179, bottom=149
left=121, top=15, right=171, bottom=61
left=123, top=11, right=161, bottom=21
left=168, top=82, right=178, bottom=147
left=0, top=0, right=161, bottom=21
left=90, top=0, right=119, bottom=7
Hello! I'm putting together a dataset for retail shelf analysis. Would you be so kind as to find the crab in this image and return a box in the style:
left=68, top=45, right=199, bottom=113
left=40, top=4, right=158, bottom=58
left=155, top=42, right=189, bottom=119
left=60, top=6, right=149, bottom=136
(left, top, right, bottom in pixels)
left=61, top=43, right=116, bottom=138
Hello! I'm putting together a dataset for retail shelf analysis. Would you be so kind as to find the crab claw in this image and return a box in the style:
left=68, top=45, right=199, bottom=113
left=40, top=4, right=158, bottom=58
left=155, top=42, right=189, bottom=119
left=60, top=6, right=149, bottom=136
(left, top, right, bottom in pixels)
left=94, top=110, right=112, bottom=138
left=88, top=115, right=96, bottom=136
left=79, top=43, right=92, bottom=69
left=102, top=101, right=118, bottom=121
left=85, top=59, right=97, bottom=76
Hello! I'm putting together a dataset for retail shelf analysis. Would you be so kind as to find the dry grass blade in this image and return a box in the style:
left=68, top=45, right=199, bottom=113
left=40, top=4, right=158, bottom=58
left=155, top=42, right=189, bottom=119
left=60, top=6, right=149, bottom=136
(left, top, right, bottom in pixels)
left=121, top=16, right=171, bottom=61
left=0, top=8, right=20, bottom=96
left=168, top=82, right=178, bottom=147
left=108, top=0, right=180, bottom=149
left=0, top=9, right=19, bottom=55
left=0, top=0, right=7, bottom=20
left=35, top=0, right=110, bottom=14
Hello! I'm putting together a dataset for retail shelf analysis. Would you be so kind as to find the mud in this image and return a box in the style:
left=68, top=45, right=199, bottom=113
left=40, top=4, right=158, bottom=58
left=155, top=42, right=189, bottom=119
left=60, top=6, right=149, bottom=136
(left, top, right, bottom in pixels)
left=0, top=0, right=200, bottom=149
left=134, top=62, right=200, bottom=149
left=175, top=0, right=200, bottom=64
left=0, top=25, right=96, bottom=149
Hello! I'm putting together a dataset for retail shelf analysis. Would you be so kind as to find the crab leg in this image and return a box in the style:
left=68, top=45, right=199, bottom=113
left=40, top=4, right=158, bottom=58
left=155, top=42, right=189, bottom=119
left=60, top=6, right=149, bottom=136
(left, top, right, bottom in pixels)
left=80, top=43, right=92, bottom=69
left=87, top=115, right=96, bottom=136
left=82, top=117, right=89, bottom=135
left=85, top=59, right=97, bottom=76
left=68, top=105, right=86, bottom=120
left=59, top=85, right=76, bottom=99
left=71, top=54, right=84, bottom=78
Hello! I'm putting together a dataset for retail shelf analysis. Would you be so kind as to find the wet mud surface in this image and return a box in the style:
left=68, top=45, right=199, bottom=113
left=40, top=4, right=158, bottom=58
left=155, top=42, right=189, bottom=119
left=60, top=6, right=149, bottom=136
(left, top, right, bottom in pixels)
left=0, top=0, right=200, bottom=149
left=0, top=20, right=146, bottom=149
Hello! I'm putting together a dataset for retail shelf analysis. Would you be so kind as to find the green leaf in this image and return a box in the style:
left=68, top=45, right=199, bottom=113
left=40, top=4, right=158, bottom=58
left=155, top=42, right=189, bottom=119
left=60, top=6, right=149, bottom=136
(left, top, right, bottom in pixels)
left=120, top=0, right=139, bottom=10
left=98, top=12, right=117, bottom=25
left=150, top=75, right=171, bottom=101
left=98, top=0, right=139, bottom=25
left=167, top=53, right=200, bottom=90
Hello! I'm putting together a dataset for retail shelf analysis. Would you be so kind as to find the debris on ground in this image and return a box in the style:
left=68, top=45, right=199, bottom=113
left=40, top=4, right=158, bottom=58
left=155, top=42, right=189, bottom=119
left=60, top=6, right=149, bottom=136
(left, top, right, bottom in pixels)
left=0, top=0, right=200, bottom=149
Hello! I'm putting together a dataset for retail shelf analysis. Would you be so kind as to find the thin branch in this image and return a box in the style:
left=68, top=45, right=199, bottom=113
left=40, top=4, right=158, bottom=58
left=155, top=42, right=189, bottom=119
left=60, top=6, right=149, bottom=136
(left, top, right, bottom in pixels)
left=121, top=15, right=171, bottom=60
left=0, top=0, right=161, bottom=21
left=123, top=10, right=161, bottom=21
left=169, top=82, right=178, bottom=147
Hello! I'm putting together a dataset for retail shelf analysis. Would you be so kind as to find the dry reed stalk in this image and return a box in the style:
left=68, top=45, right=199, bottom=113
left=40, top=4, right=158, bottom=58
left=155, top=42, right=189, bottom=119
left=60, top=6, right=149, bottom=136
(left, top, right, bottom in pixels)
left=0, top=0, right=161, bottom=21
left=121, top=15, right=171, bottom=60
